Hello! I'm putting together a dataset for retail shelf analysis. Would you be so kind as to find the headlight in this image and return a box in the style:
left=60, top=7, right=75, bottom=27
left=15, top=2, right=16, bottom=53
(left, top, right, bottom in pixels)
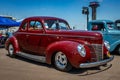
left=104, top=41, right=110, bottom=50
left=77, top=44, right=86, bottom=57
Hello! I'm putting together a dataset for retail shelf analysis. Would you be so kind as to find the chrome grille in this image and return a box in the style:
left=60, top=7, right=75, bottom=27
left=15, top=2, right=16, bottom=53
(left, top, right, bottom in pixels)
left=91, top=44, right=103, bottom=61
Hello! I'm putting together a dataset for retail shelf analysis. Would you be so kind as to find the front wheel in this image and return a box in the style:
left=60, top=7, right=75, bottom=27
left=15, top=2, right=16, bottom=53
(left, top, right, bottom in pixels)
left=8, top=44, right=15, bottom=57
left=54, top=52, right=72, bottom=72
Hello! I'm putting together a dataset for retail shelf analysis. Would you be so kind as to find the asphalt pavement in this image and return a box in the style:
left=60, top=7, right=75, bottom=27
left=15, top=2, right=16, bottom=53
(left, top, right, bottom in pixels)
left=0, top=48, right=120, bottom=80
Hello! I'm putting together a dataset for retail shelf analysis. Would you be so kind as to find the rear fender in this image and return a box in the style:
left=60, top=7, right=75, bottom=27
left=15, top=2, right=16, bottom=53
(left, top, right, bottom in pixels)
left=5, top=36, right=19, bottom=54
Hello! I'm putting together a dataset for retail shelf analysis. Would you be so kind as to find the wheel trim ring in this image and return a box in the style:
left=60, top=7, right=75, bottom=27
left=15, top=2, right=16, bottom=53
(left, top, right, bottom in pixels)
left=9, top=44, right=14, bottom=55
left=55, top=52, right=68, bottom=70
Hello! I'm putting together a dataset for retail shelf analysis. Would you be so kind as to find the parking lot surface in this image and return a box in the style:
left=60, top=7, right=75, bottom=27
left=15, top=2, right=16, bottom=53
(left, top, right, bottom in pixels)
left=0, top=48, right=120, bottom=80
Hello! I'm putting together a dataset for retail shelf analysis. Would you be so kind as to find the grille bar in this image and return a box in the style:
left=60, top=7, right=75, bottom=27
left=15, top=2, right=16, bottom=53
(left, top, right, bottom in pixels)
left=91, top=44, right=103, bottom=61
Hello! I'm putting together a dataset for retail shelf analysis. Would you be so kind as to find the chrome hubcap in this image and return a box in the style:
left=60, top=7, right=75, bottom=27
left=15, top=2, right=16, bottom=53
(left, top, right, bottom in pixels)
left=8, top=44, right=14, bottom=55
left=55, top=52, right=67, bottom=69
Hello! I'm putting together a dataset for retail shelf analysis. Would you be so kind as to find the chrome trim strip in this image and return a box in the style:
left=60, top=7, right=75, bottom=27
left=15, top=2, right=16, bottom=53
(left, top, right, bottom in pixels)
left=79, top=55, right=114, bottom=68
left=17, top=52, right=46, bottom=63
left=16, top=32, right=97, bottom=39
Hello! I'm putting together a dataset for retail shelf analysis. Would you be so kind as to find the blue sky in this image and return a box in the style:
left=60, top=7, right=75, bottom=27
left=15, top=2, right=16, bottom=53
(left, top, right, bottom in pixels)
left=0, top=0, right=120, bottom=29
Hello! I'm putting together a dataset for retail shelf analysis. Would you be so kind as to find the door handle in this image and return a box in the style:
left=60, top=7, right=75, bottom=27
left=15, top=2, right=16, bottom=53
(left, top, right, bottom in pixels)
left=26, top=35, right=29, bottom=37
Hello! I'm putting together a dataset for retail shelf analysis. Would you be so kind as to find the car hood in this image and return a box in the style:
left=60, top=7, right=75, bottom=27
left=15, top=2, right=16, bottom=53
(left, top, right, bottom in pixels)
left=47, top=30, right=103, bottom=40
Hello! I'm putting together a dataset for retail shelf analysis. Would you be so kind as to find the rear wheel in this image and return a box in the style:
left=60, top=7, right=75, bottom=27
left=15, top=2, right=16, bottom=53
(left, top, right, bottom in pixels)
left=54, top=52, right=72, bottom=72
left=8, top=44, right=15, bottom=57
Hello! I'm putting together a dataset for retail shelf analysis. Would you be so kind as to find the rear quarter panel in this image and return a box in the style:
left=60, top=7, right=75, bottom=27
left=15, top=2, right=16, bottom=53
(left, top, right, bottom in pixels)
left=5, top=36, right=19, bottom=54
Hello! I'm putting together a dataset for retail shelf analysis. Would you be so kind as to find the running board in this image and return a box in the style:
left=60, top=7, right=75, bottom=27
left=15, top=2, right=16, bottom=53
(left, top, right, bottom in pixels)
left=17, top=52, right=46, bottom=63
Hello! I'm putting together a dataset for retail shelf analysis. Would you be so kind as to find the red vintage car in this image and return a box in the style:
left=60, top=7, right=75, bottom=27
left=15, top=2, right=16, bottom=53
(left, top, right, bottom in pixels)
left=5, top=16, right=113, bottom=71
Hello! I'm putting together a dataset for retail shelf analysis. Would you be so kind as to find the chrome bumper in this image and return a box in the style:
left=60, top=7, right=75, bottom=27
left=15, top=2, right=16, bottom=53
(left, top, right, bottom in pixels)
left=79, top=55, right=114, bottom=68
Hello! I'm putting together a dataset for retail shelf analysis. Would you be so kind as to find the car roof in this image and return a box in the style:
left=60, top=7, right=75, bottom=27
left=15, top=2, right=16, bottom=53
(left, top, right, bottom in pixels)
left=115, top=19, right=120, bottom=23
left=89, top=20, right=114, bottom=23
left=23, top=16, right=66, bottom=21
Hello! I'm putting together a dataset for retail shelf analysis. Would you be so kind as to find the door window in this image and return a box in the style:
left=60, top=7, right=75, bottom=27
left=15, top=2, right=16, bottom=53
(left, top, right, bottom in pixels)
left=29, top=21, right=42, bottom=31
left=21, top=23, right=27, bottom=31
left=92, top=23, right=105, bottom=31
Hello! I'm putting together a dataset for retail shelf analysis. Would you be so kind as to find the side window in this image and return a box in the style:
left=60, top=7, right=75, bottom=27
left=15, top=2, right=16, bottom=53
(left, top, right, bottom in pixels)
left=92, top=23, right=105, bottom=31
left=44, top=23, right=49, bottom=29
left=35, top=21, right=42, bottom=30
left=21, top=23, right=27, bottom=31
left=29, top=21, right=42, bottom=31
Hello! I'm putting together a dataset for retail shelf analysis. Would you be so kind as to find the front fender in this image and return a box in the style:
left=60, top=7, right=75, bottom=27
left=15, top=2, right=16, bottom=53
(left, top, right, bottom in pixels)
left=110, top=40, right=120, bottom=52
left=5, top=36, right=19, bottom=54
left=46, top=41, right=91, bottom=68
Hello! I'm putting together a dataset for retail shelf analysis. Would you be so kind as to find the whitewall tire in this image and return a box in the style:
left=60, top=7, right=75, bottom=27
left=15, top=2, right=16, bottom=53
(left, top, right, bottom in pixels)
left=54, top=52, right=72, bottom=71
left=8, top=44, right=15, bottom=57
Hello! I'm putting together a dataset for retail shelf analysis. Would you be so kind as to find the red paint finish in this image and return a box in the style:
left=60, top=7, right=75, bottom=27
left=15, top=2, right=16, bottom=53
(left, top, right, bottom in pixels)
left=5, top=36, right=19, bottom=54
left=5, top=16, right=110, bottom=68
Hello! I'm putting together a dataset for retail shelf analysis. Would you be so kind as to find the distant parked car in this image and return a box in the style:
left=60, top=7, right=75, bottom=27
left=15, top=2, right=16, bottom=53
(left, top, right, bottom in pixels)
left=87, top=20, right=120, bottom=54
left=0, top=27, right=19, bottom=47
left=0, top=29, right=12, bottom=47
left=115, top=19, right=120, bottom=30
left=0, top=33, right=4, bottom=47
left=0, top=34, right=6, bottom=47
left=5, top=16, right=113, bottom=72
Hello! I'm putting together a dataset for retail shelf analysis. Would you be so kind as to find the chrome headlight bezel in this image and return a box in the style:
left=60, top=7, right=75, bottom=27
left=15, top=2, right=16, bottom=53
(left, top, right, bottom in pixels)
left=77, top=44, right=86, bottom=57
left=104, top=41, right=110, bottom=50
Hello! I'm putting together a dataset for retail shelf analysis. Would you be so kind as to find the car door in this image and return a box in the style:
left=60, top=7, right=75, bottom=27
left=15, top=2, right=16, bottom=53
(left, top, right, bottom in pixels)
left=15, top=21, right=29, bottom=52
left=26, top=20, right=45, bottom=55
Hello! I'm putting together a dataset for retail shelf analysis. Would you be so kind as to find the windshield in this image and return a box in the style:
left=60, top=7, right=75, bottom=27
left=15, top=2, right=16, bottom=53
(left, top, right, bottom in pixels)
left=106, top=22, right=116, bottom=30
left=44, top=19, right=70, bottom=30
left=115, top=22, right=120, bottom=30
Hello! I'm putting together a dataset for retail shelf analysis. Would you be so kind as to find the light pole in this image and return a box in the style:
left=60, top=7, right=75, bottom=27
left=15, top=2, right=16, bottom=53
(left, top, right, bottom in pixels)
left=82, top=7, right=89, bottom=26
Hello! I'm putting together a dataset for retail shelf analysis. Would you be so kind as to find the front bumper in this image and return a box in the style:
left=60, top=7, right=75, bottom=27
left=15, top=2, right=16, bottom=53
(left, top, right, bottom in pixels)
left=79, top=55, right=114, bottom=68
